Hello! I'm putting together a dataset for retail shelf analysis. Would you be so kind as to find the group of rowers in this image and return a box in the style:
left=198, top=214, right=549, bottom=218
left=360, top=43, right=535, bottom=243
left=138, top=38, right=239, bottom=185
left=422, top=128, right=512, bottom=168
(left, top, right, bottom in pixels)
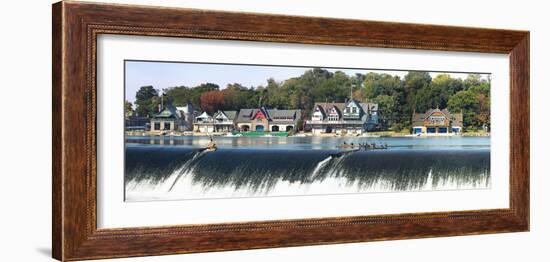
left=338, top=141, right=388, bottom=150
left=203, top=137, right=388, bottom=152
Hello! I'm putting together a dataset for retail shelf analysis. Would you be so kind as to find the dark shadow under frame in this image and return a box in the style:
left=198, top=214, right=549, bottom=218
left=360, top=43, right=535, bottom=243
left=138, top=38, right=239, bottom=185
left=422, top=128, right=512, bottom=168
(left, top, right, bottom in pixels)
left=52, top=1, right=529, bottom=261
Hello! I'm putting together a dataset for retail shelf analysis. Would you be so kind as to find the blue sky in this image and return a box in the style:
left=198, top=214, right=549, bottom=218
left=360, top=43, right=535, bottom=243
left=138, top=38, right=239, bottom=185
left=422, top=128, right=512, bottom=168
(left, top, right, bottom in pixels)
left=124, top=60, right=487, bottom=103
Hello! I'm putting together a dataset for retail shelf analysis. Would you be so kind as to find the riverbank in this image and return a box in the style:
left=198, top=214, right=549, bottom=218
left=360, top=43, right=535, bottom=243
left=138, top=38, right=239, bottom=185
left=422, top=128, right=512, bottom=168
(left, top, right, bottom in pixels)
left=366, top=130, right=490, bottom=137
left=125, top=130, right=490, bottom=138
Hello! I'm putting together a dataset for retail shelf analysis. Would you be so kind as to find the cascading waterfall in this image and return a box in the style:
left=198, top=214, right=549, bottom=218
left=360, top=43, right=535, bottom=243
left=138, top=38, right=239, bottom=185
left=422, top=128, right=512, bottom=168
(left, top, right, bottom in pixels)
left=124, top=145, right=491, bottom=201
left=168, top=150, right=208, bottom=191
left=311, top=156, right=333, bottom=178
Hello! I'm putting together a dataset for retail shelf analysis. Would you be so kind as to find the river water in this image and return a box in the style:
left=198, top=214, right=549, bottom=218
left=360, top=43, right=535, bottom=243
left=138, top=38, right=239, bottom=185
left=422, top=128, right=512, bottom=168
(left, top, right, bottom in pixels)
left=125, top=136, right=490, bottom=201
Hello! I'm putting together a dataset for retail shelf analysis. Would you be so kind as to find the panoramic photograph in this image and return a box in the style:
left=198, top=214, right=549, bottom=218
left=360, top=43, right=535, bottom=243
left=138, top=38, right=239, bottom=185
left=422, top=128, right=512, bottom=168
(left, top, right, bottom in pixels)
left=124, top=61, right=491, bottom=201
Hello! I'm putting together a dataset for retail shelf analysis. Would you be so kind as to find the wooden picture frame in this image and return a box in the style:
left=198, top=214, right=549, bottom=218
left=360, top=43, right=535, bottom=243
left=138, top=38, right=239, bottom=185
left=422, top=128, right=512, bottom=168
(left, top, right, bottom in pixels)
left=52, top=1, right=529, bottom=261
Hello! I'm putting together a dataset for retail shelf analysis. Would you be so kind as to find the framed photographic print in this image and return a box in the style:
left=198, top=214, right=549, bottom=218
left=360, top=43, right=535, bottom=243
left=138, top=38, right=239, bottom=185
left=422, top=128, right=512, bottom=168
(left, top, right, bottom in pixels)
left=52, top=1, right=529, bottom=261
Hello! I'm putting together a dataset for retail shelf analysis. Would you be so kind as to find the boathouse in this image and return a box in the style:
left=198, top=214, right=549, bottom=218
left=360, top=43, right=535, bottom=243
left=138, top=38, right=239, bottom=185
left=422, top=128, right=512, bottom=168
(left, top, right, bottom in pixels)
left=193, top=112, right=214, bottom=133
left=411, top=108, right=463, bottom=136
left=306, top=100, right=379, bottom=135
left=193, top=110, right=237, bottom=133
left=235, top=107, right=301, bottom=132
left=150, top=104, right=195, bottom=132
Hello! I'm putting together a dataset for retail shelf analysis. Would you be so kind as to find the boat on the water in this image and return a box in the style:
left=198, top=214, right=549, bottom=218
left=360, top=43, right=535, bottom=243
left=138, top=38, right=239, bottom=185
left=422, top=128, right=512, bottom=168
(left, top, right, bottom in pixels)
left=336, top=142, right=388, bottom=150
left=337, top=142, right=355, bottom=149
left=202, top=146, right=217, bottom=152
left=201, top=137, right=218, bottom=152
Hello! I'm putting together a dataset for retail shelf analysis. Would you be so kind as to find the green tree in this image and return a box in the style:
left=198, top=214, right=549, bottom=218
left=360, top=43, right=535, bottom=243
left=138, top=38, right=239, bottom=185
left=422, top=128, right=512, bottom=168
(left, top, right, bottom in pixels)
left=124, top=100, right=134, bottom=116
left=313, top=71, right=350, bottom=103
left=403, top=71, right=432, bottom=113
left=372, top=95, right=396, bottom=128
left=432, top=74, right=464, bottom=95
left=464, top=74, right=482, bottom=89
left=164, top=85, right=192, bottom=106
left=363, top=73, right=402, bottom=99
left=468, top=80, right=490, bottom=127
left=413, top=84, right=449, bottom=112
left=361, top=72, right=407, bottom=126
left=448, top=90, right=478, bottom=127
left=280, top=68, right=333, bottom=117
left=222, top=83, right=257, bottom=110
left=134, top=86, right=159, bottom=117
left=262, top=79, right=289, bottom=109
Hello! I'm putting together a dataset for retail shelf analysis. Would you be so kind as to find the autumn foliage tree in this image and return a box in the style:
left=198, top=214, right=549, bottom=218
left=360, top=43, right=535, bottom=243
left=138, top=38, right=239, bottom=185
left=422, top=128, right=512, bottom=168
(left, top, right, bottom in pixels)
left=200, top=91, right=226, bottom=113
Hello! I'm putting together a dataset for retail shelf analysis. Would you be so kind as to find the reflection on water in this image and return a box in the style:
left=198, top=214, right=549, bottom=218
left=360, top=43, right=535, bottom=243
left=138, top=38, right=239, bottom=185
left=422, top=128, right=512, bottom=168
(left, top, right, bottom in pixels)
left=124, top=136, right=491, bottom=201
left=126, top=135, right=490, bottom=150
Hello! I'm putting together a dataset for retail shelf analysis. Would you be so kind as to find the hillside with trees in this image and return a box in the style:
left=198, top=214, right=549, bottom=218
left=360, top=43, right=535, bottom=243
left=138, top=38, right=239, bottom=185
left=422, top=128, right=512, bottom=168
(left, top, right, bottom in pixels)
left=130, top=68, right=491, bottom=130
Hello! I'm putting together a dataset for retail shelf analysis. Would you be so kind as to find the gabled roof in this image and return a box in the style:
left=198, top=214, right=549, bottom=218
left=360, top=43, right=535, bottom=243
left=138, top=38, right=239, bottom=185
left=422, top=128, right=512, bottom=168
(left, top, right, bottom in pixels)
left=342, top=99, right=365, bottom=116
left=314, top=101, right=373, bottom=115
left=235, top=109, right=258, bottom=123
left=197, top=111, right=211, bottom=119
left=268, top=109, right=300, bottom=119
left=313, top=102, right=345, bottom=116
left=260, top=107, right=271, bottom=120
left=327, top=105, right=342, bottom=116
left=226, top=111, right=237, bottom=120
left=235, top=108, right=301, bottom=123
left=214, top=110, right=237, bottom=120
left=311, top=100, right=378, bottom=123
left=313, top=105, right=327, bottom=117
left=269, top=109, right=301, bottom=124
left=153, top=105, right=179, bottom=119
left=412, top=108, right=463, bottom=127
left=214, top=110, right=226, bottom=119
left=412, top=113, right=428, bottom=126
left=313, top=102, right=345, bottom=109
left=252, top=109, right=268, bottom=120
left=345, top=99, right=362, bottom=109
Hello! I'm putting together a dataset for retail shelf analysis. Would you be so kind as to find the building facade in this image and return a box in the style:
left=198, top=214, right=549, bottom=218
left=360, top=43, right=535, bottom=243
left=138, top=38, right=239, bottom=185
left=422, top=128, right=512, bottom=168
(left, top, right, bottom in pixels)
left=175, top=104, right=195, bottom=131
left=150, top=104, right=194, bottom=132
left=307, top=100, right=379, bottom=135
left=412, top=108, right=463, bottom=136
left=193, top=112, right=214, bottom=133
left=235, top=107, right=301, bottom=132
left=213, top=110, right=237, bottom=132
left=193, top=110, right=237, bottom=133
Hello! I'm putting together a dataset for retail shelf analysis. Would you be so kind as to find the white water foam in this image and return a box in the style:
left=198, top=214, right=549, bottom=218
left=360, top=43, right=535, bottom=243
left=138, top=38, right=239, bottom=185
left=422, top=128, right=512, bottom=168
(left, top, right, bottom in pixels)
left=311, top=156, right=332, bottom=178
left=125, top=154, right=490, bottom=202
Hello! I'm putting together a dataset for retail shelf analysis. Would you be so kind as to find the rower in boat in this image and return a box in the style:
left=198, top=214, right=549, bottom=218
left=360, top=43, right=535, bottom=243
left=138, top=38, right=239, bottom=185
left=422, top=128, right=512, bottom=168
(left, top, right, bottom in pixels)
left=353, top=141, right=388, bottom=150
left=338, top=141, right=355, bottom=149
left=204, top=137, right=217, bottom=152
